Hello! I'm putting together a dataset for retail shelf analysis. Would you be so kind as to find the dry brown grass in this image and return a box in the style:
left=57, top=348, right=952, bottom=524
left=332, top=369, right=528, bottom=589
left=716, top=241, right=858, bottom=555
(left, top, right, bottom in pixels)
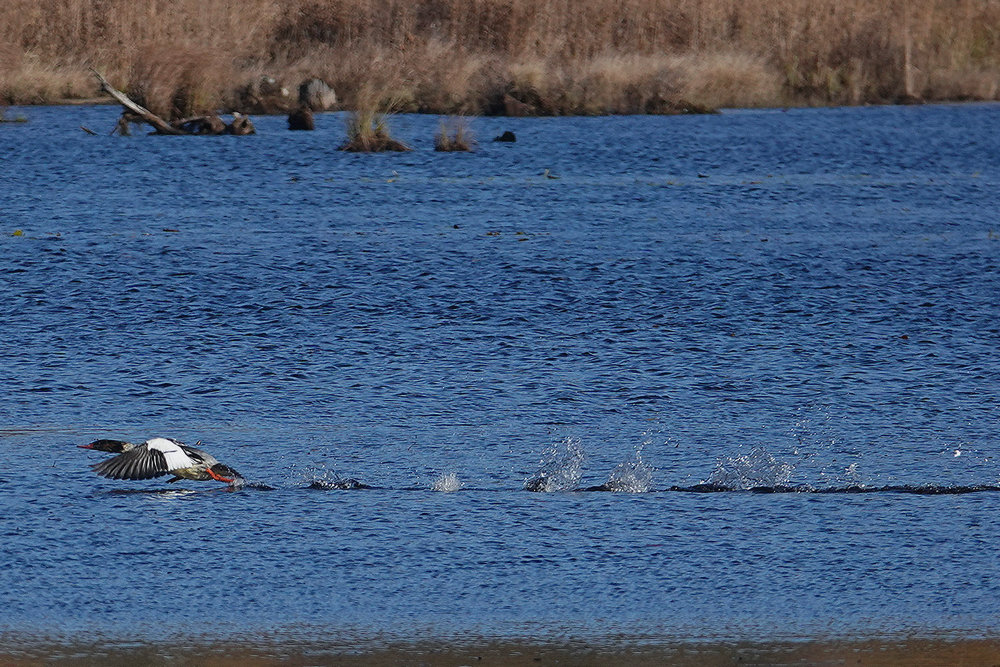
left=1, top=0, right=998, bottom=112
left=435, top=116, right=474, bottom=151
left=0, top=54, right=94, bottom=104
left=125, top=44, right=236, bottom=119
left=339, top=89, right=410, bottom=151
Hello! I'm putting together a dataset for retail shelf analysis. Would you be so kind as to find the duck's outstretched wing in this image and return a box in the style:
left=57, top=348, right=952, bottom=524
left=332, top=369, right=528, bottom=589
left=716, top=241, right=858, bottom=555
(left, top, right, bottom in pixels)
left=91, top=438, right=193, bottom=480
left=92, top=446, right=168, bottom=480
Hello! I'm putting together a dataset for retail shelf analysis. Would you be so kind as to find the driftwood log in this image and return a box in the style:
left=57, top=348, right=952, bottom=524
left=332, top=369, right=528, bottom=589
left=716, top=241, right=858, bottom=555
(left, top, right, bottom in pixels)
left=92, top=68, right=183, bottom=135
left=92, top=69, right=254, bottom=136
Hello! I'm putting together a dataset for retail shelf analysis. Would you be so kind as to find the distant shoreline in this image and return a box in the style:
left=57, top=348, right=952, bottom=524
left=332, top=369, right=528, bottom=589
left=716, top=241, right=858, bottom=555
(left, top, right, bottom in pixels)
left=4, top=634, right=1000, bottom=666
left=7, top=97, right=1000, bottom=117
left=2, top=0, right=998, bottom=117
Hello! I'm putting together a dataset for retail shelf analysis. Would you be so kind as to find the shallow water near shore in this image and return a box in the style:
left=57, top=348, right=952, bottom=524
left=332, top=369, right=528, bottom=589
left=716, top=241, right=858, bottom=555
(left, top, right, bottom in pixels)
left=2, top=104, right=1000, bottom=652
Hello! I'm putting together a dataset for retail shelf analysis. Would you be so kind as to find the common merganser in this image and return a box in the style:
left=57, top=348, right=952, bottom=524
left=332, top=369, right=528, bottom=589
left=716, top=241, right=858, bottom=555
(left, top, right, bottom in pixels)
left=79, top=437, right=242, bottom=484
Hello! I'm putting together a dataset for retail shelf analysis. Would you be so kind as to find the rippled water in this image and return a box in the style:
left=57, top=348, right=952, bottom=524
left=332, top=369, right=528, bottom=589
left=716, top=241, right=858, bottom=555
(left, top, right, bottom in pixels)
left=2, top=103, right=1000, bottom=647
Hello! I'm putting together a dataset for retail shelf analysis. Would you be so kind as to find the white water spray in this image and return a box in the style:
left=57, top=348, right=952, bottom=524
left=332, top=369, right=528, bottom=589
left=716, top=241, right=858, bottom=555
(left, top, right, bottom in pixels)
left=432, top=472, right=463, bottom=492
left=604, top=445, right=654, bottom=492
left=707, top=447, right=794, bottom=489
left=524, top=437, right=584, bottom=492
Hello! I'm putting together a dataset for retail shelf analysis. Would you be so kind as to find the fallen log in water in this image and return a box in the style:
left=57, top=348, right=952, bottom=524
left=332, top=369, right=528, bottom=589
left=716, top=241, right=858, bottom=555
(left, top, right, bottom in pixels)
left=92, top=69, right=254, bottom=136
left=91, top=68, right=183, bottom=135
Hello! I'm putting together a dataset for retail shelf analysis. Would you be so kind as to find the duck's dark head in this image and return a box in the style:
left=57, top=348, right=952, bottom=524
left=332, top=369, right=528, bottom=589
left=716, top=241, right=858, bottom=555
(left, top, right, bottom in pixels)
left=79, top=439, right=134, bottom=453
left=207, top=463, right=243, bottom=484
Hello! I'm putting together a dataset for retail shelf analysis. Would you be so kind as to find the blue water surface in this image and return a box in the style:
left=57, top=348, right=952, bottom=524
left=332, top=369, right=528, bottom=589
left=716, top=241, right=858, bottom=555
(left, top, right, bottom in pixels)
left=1, top=103, right=999, bottom=646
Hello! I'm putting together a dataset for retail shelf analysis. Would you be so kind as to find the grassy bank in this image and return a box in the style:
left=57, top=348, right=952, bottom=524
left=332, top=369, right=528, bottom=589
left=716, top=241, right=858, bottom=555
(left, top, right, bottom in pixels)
left=1, top=0, right=998, bottom=115
left=4, top=635, right=1000, bottom=666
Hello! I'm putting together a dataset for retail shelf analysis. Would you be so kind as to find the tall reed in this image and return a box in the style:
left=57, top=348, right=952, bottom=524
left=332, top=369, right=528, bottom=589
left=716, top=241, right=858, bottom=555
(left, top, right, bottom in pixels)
left=340, top=89, right=410, bottom=151
left=1, top=0, right=998, bottom=111
left=434, top=117, right=474, bottom=151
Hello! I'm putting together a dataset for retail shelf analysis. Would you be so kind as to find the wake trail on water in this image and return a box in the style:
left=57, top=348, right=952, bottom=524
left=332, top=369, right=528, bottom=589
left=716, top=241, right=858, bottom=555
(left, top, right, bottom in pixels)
left=92, top=441, right=1000, bottom=496
left=102, top=482, right=1000, bottom=495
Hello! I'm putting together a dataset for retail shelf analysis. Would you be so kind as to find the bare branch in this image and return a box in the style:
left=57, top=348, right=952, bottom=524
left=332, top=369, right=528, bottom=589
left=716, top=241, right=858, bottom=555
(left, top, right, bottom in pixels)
left=91, top=68, right=185, bottom=135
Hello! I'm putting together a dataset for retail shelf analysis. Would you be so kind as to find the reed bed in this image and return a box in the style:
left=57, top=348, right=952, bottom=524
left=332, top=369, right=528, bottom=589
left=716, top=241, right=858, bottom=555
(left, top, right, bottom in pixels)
left=1, top=0, right=998, bottom=113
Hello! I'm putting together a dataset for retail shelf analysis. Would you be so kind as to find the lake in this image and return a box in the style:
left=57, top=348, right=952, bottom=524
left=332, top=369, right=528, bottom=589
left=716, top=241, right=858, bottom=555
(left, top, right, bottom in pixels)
left=1, top=103, right=999, bottom=660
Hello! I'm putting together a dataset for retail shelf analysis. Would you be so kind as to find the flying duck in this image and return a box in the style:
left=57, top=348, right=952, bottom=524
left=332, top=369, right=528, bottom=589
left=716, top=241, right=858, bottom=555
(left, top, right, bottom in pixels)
left=79, top=437, right=242, bottom=484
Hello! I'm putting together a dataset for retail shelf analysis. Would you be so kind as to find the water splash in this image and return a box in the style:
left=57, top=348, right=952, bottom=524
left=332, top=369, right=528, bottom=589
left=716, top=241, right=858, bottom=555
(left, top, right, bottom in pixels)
left=844, top=462, right=862, bottom=485
left=308, top=478, right=372, bottom=490
left=707, top=447, right=795, bottom=490
left=432, top=472, right=463, bottom=492
left=524, top=437, right=584, bottom=492
left=603, top=445, right=654, bottom=493
left=300, top=464, right=371, bottom=490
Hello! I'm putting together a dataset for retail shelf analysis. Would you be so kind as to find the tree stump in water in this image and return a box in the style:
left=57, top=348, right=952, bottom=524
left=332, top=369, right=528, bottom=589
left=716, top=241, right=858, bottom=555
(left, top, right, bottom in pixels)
left=226, top=114, right=255, bottom=135
left=288, top=106, right=315, bottom=131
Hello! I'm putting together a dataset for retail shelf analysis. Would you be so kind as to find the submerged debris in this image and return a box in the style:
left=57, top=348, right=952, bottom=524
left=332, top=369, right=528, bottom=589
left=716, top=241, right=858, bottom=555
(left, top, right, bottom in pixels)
left=0, top=107, right=28, bottom=123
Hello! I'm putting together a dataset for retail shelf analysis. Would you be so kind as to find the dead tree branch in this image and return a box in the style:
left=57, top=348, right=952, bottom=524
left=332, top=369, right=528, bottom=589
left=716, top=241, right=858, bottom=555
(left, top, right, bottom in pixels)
left=91, top=68, right=185, bottom=135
